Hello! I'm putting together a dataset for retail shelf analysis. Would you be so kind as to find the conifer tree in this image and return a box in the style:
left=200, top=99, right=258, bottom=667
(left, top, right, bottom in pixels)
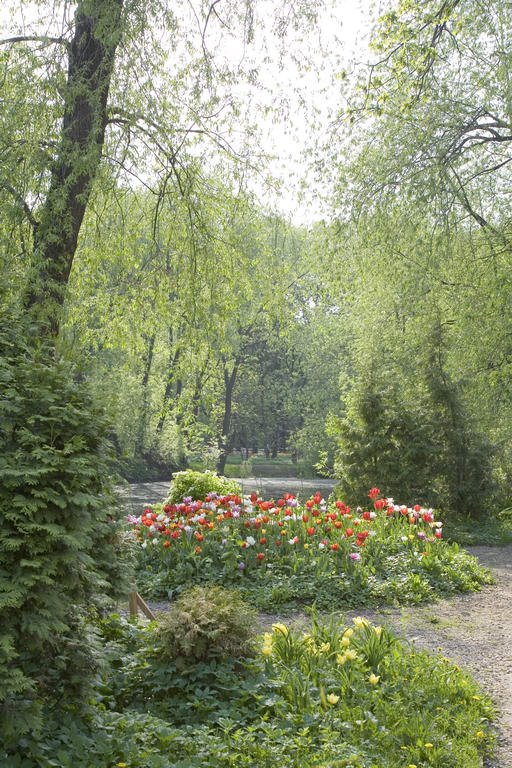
left=0, top=318, right=130, bottom=742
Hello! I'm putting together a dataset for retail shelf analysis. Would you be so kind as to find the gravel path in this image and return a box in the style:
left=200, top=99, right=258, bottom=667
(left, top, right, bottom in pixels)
left=378, top=544, right=511, bottom=768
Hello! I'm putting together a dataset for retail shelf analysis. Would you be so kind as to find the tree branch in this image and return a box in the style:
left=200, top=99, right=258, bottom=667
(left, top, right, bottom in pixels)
left=0, top=35, right=70, bottom=51
left=0, top=181, right=38, bottom=230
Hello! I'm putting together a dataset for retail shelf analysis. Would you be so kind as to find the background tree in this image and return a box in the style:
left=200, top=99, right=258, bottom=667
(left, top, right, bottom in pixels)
left=316, top=0, right=512, bottom=514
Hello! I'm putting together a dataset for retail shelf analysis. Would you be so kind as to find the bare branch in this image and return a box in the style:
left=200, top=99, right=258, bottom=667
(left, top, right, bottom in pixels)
left=466, top=156, right=512, bottom=183
left=445, top=164, right=512, bottom=251
left=0, top=35, right=70, bottom=51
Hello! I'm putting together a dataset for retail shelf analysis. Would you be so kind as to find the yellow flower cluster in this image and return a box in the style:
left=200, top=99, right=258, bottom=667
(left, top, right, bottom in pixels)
left=336, top=648, right=358, bottom=665
left=262, top=632, right=273, bottom=656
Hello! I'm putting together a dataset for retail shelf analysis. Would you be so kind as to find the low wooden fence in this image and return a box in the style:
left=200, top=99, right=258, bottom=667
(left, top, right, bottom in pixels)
left=128, top=591, right=156, bottom=620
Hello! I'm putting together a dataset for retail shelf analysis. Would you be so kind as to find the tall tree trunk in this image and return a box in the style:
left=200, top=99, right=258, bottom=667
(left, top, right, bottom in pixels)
left=134, top=333, right=156, bottom=456
left=156, top=332, right=181, bottom=434
left=26, top=0, right=124, bottom=335
left=190, top=359, right=210, bottom=419
left=216, top=362, right=239, bottom=475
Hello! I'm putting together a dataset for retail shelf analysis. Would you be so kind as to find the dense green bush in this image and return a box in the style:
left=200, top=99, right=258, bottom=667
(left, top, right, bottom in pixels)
left=330, top=348, right=495, bottom=515
left=155, top=585, right=257, bottom=661
left=166, top=469, right=241, bottom=502
left=328, top=375, right=439, bottom=507
left=115, top=451, right=178, bottom=483
left=0, top=320, right=130, bottom=743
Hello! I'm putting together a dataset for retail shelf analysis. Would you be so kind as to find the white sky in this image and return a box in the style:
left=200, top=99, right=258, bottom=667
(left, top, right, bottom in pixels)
left=0, top=0, right=387, bottom=225
left=204, top=0, right=385, bottom=223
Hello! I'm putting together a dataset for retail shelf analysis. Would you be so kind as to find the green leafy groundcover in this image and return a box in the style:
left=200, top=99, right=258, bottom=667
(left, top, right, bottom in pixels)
left=131, top=488, right=492, bottom=610
left=3, top=609, right=493, bottom=768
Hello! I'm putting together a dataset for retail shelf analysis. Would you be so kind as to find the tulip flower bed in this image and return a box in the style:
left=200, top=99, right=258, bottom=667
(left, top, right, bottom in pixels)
left=130, top=488, right=491, bottom=609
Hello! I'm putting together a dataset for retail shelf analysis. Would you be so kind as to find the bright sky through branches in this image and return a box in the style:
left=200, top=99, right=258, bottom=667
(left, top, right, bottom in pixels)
left=0, top=0, right=383, bottom=224
left=199, top=0, right=382, bottom=223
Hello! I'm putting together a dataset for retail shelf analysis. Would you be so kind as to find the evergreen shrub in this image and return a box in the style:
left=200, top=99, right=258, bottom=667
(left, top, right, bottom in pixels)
left=0, top=320, right=130, bottom=743
left=330, top=361, right=495, bottom=515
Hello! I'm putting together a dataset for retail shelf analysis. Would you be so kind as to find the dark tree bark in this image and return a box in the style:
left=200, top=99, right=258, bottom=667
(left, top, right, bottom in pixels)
left=26, top=0, right=124, bottom=334
left=134, top=333, right=156, bottom=456
left=191, top=361, right=210, bottom=419
left=156, top=338, right=182, bottom=434
left=216, top=361, right=239, bottom=475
